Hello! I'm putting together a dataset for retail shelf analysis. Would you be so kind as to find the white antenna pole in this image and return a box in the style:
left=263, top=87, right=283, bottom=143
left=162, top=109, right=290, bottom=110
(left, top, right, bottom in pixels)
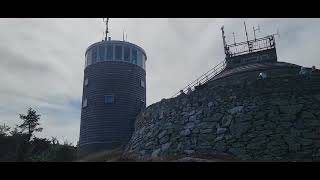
left=253, top=25, right=260, bottom=41
left=122, top=29, right=125, bottom=41
left=232, top=32, right=236, bottom=45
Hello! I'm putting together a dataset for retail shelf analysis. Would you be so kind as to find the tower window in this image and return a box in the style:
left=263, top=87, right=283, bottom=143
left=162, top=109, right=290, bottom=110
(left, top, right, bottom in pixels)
left=137, top=52, right=142, bottom=67
left=99, top=45, right=105, bottom=61
left=142, top=54, right=146, bottom=69
left=131, top=49, right=137, bottom=64
left=92, top=47, right=97, bottom=64
left=104, top=95, right=114, bottom=104
left=140, top=79, right=145, bottom=88
left=84, top=77, right=88, bottom=86
left=86, top=50, right=92, bottom=66
left=82, top=98, right=87, bottom=108
left=124, top=46, right=130, bottom=62
left=115, top=45, right=122, bottom=60
left=106, top=45, right=113, bottom=60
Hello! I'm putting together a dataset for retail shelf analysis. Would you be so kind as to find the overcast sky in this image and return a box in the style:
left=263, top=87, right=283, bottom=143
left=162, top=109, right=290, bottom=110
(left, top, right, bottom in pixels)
left=0, top=18, right=319, bottom=144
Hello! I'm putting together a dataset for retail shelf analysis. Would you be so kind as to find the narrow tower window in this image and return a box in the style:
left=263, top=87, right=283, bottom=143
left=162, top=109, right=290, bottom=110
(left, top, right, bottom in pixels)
left=142, top=54, right=146, bottom=69
left=92, top=47, right=97, bottom=64
left=99, top=45, right=105, bottom=61
left=104, top=95, right=114, bottom=104
left=82, top=98, right=87, bottom=108
left=140, top=79, right=145, bottom=88
left=86, top=50, right=92, bottom=66
left=137, top=52, right=142, bottom=67
left=85, top=54, right=88, bottom=67
left=124, top=46, right=130, bottom=62
left=84, top=77, right=88, bottom=86
left=106, top=45, right=113, bottom=60
left=132, top=49, right=137, bottom=64
left=115, top=45, right=122, bottom=60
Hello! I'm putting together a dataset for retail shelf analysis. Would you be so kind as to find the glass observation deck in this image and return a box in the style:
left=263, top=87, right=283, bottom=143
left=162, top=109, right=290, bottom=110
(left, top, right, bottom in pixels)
left=85, top=40, right=147, bottom=70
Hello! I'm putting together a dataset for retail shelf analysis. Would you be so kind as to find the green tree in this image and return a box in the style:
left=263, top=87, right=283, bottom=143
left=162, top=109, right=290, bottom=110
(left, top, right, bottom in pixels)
left=18, top=108, right=43, bottom=141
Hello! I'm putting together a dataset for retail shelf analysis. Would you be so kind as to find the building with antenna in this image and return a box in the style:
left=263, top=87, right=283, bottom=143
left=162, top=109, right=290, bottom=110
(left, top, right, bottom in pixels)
left=221, top=24, right=278, bottom=69
left=123, top=23, right=320, bottom=161
left=171, top=23, right=283, bottom=97
left=78, top=19, right=147, bottom=156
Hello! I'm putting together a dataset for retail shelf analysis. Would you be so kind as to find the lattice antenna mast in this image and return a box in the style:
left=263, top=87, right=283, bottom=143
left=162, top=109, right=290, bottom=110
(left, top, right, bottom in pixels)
left=103, top=18, right=109, bottom=40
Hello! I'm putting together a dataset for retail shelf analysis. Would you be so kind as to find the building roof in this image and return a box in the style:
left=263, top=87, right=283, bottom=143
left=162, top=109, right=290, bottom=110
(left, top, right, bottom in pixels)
left=210, top=61, right=301, bottom=81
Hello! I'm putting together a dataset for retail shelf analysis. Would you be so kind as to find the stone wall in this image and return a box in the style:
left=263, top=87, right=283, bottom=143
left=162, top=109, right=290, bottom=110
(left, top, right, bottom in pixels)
left=123, top=73, right=320, bottom=161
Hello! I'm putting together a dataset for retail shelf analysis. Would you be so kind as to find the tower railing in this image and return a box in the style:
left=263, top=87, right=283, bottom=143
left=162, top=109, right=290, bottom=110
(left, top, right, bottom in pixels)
left=171, top=59, right=227, bottom=98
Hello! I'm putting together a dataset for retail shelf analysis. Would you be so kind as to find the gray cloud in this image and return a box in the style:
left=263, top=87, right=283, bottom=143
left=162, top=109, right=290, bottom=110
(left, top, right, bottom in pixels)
left=0, top=18, right=319, bottom=144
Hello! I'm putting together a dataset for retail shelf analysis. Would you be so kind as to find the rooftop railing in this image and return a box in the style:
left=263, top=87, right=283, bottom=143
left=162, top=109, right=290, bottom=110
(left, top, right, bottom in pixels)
left=171, top=59, right=227, bottom=98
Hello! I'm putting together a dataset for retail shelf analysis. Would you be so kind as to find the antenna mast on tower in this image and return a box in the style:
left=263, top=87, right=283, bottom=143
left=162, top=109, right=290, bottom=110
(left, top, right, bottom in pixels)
left=253, top=25, right=260, bottom=41
left=103, top=18, right=109, bottom=40
left=123, top=29, right=125, bottom=41
left=221, top=26, right=230, bottom=57
left=232, top=32, right=236, bottom=45
left=244, top=21, right=254, bottom=52
left=244, top=21, right=249, bottom=43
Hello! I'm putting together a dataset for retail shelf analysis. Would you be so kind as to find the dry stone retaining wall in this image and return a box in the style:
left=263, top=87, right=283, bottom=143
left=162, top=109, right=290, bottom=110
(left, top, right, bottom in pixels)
left=123, top=74, right=320, bottom=161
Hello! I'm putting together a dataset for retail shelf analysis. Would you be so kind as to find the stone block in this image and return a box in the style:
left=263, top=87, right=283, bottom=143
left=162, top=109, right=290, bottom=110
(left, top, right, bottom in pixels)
left=188, top=115, right=196, bottom=122
left=159, top=135, right=170, bottom=144
left=217, top=127, right=227, bottom=135
left=188, top=110, right=196, bottom=116
left=180, top=129, right=191, bottom=136
left=158, top=130, right=167, bottom=139
left=200, top=128, right=213, bottom=134
left=228, top=106, right=244, bottom=114
left=185, top=122, right=195, bottom=129
left=221, top=115, right=232, bottom=127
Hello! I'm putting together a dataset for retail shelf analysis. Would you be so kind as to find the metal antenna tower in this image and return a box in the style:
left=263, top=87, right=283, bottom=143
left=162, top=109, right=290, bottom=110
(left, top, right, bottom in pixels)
left=102, top=18, right=109, bottom=40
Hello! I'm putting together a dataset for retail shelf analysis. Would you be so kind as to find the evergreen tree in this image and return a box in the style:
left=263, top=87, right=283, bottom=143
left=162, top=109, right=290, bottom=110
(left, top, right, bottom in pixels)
left=18, top=108, right=43, bottom=141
